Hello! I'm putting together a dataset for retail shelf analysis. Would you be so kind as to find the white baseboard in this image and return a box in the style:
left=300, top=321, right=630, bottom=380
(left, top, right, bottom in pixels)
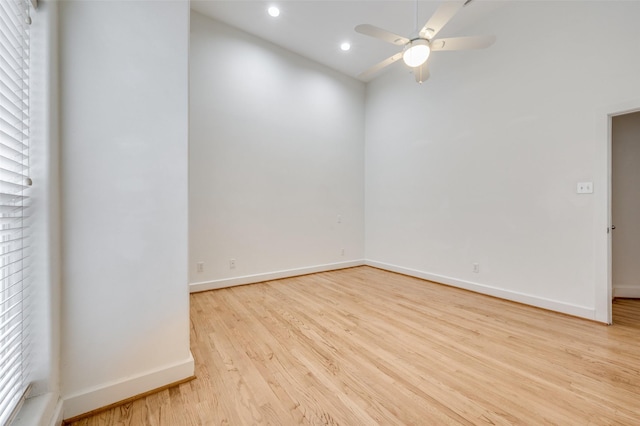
left=62, top=353, right=195, bottom=419
left=613, top=286, right=640, bottom=298
left=365, top=260, right=596, bottom=321
left=190, top=260, right=366, bottom=293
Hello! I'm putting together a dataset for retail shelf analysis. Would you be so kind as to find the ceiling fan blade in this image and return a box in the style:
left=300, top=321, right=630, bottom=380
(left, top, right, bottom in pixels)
left=419, top=0, right=465, bottom=40
left=430, top=34, right=496, bottom=51
left=358, top=52, right=404, bottom=81
left=355, top=24, right=409, bottom=46
left=413, top=64, right=430, bottom=84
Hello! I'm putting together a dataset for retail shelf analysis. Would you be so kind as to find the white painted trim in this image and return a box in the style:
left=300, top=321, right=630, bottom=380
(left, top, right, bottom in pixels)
left=594, top=104, right=613, bottom=324
left=48, top=398, right=63, bottom=426
left=595, top=99, right=640, bottom=324
left=613, top=286, right=640, bottom=299
left=11, top=391, right=61, bottom=426
left=365, top=260, right=597, bottom=321
left=190, top=260, right=366, bottom=293
left=62, top=353, right=194, bottom=419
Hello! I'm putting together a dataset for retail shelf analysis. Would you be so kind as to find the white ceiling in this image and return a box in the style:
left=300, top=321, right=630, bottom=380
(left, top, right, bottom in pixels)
left=190, top=0, right=508, bottom=82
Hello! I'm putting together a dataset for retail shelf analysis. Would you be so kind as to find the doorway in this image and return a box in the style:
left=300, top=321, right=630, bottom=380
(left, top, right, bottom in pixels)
left=597, top=101, right=640, bottom=324
left=612, top=112, right=640, bottom=299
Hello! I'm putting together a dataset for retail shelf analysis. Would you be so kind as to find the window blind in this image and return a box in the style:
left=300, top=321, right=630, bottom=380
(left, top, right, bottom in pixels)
left=0, top=0, right=32, bottom=424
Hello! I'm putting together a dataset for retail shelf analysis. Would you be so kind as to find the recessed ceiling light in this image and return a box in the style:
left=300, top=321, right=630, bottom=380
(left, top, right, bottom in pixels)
left=340, top=42, right=351, bottom=51
left=267, top=6, right=280, bottom=17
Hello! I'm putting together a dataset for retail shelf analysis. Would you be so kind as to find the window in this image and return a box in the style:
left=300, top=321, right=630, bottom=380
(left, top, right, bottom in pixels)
left=0, top=0, right=32, bottom=424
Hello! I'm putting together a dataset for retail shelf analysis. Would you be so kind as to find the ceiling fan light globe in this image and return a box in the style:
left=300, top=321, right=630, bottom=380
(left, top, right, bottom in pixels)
left=402, top=40, right=430, bottom=68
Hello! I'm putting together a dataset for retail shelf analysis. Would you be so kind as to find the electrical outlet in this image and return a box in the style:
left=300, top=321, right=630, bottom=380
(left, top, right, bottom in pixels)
left=577, top=182, right=593, bottom=194
left=196, top=262, right=204, bottom=273
left=473, top=263, right=480, bottom=273
left=229, top=259, right=236, bottom=269
left=341, top=248, right=345, bottom=256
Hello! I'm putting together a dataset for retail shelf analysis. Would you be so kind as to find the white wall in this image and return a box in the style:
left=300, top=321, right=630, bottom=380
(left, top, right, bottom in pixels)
left=59, top=0, right=192, bottom=418
left=612, top=112, right=640, bottom=298
left=365, top=1, right=640, bottom=321
left=189, top=12, right=365, bottom=290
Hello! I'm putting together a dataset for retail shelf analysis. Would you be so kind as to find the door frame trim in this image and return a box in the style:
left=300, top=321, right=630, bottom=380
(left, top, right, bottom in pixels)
left=596, top=99, right=640, bottom=324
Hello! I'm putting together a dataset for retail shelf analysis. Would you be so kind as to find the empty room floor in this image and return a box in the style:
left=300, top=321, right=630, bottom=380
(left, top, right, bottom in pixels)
left=67, top=266, right=640, bottom=425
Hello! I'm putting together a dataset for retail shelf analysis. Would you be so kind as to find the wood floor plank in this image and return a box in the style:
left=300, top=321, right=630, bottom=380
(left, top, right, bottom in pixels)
left=67, top=266, right=640, bottom=425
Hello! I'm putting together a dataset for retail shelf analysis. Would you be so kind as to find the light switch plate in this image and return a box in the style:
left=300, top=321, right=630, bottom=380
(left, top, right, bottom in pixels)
left=577, top=182, right=593, bottom=194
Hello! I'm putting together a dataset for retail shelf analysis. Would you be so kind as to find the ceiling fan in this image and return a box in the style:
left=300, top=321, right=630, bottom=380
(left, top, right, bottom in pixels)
left=355, top=0, right=496, bottom=83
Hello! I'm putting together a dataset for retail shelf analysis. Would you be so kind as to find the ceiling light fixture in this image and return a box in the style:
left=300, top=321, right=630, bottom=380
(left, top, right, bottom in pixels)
left=267, top=6, right=280, bottom=17
left=340, top=42, right=351, bottom=51
left=402, top=39, right=430, bottom=68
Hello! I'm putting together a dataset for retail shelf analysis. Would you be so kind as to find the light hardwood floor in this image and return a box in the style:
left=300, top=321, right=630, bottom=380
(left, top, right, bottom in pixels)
left=67, top=266, right=640, bottom=425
